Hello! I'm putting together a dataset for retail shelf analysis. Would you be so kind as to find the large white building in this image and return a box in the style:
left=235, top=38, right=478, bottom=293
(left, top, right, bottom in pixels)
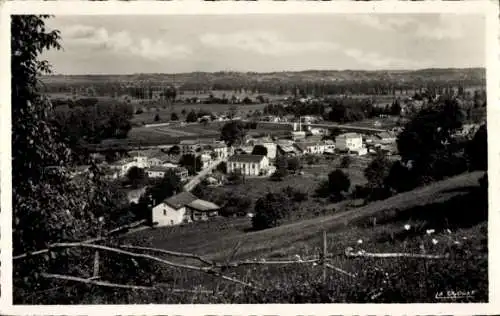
left=335, top=133, right=366, bottom=155
left=227, top=154, right=270, bottom=176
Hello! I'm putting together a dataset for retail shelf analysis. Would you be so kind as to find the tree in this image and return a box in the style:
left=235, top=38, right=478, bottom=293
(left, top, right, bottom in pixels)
left=170, top=112, right=179, bottom=121
left=126, top=166, right=146, bottom=188
left=339, top=155, right=352, bottom=168
left=216, top=161, right=227, bottom=174
left=364, top=152, right=392, bottom=189
left=397, top=98, right=465, bottom=186
left=12, top=15, right=134, bottom=303
left=167, top=145, right=180, bottom=156
left=179, top=154, right=202, bottom=175
left=271, top=155, right=289, bottom=181
left=251, top=145, right=268, bottom=156
left=327, top=169, right=351, bottom=200
left=186, top=110, right=198, bottom=123
left=220, top=121, right=246, bottom=146
left=466, top=124, right=487, bottom=171
left=252, top=192, right=293, bottom=230
left=287, top=156, right=302, bottom=173
left=390, top=99, right=402, bottom=116
left=363, top=152, right=393, bottom=200
left=221, top=194, right=252, bottom=217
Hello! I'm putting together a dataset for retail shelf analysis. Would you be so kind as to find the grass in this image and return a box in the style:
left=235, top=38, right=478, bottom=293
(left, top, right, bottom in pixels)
left=25, top=171, right=487, bottom=304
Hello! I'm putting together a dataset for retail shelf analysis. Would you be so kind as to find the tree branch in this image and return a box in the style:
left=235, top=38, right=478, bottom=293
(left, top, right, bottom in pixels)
left=324, top=263, right=356, bottom=278
left=345, top=248, right=449, bottom=259
left=41, top=273, right=155, bottom=291
left=50, top=242, right=259, bottom=290
left=13, top=220, right=147, bottom=260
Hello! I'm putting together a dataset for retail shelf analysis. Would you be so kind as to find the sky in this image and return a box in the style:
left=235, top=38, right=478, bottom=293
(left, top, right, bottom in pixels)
left=42, top=14, right=486, bottom=75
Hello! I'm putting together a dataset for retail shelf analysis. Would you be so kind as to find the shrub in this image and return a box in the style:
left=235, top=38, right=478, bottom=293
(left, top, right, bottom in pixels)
left=339, top=155, right=352, bottom=168
left=287, top=157, right=302, bottom=173
left=220, top=194, right=252, bottom=217
left=252, top=192, right=293, bottom=230
left=227, top=169, right=244, bottom=184
left=170, top=112, right=179, bottom=121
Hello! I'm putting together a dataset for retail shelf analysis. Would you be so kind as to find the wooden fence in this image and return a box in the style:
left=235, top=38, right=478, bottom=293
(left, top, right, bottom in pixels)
left=14, top=221, right=459, bottom=297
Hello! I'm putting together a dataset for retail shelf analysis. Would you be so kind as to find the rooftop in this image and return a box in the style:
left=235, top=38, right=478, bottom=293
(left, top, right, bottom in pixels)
left=147, top=166, right=172, bottom=173
left=228, top=154, right=266, bottom=163
left=163, top=191, right=198, bottom=210
left=187, top=199, right=220, bottom=212
left=179, top=140, right=199, bottom=145
left=337, top=132, right=361, bottom=138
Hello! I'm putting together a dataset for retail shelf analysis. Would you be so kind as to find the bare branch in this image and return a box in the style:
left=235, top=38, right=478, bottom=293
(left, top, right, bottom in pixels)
left=120, top=244, right=214, bottom=266
left=220, top=258, right=321, bottom=268
left=41, top=273, right=156, bottom=291
left=324, top=263, right=356, bottom=278
left=13, top=220, right=147, bottom=260
left=50, top=242, right=259, bottom=290
left=345, top=248, right=449, bottom=259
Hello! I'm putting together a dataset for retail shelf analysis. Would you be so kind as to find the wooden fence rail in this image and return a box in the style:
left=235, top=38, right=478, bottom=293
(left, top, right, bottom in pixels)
left=16, top=228, right=462, bottom=295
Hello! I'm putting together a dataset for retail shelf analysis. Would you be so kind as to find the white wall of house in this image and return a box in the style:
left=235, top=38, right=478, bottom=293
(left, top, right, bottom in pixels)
left=260, top=142, right=277, bottom=159
left=147, top=170, right=166, bottom=178
left=335, top=134, right=363, bottom=152
left=227, top=156, right=270, bottom=176
left=152, top=203, right=189, bottom=227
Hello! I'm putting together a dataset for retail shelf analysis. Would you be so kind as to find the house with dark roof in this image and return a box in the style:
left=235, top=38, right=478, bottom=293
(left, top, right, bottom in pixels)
left=151, top=191, right=220, bottom=226
left=227, top=154, right=270, bottom=176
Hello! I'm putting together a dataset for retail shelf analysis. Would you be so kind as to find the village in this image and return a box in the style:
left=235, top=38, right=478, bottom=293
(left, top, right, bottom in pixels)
left=71, top=110, right=482, bottom=229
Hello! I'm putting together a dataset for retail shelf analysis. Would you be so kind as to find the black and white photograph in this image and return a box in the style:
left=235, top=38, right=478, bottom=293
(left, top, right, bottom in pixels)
left=3, top=1, right=499, bottom=312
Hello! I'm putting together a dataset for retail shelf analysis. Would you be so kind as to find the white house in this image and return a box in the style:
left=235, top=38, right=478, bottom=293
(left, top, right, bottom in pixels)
left=376, top=131, right=397, bottom=145
left=335, top=133, right=364, bottom=152
left=206, top=142, right=229, bottom=160
left=294, top=142, right=326, bottom=155
left=151, top=192, right=220, bottom=227
left=146, top=166, right=171, bottom=179
left=113, top=156, right=150, bottom=177
left=227, top=154, right=270, bottom=176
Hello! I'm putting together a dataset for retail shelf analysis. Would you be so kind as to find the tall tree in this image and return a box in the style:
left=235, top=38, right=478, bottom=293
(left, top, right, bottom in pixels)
left=12, top=15, right=134, bottom=303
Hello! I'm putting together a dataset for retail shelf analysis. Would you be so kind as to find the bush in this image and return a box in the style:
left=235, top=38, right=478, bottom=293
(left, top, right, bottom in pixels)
left=220, top=194, right=252, bottom=217
left=339, top=155, right=352, bottom=168
left=326, top=169, right=351, bottom=201
left=154, top=114, right=160, bottom=122
left=135, top=109, right=143, bottom=114
left=282, top=186, right=308, bottom=202
left=216, top=161, right=227, bottom=174
left=170, top=112, right=179, bottom=121
left=227, top=169, right=244, bottom=184
left=252, top=192, right=293, bottom=230
left=287, top=157, right=302, bottom=173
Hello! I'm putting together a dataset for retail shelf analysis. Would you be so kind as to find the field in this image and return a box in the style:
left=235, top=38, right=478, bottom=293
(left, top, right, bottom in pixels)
left=131, top=101, right=269, bottom=125
left=125, top=120, right=292, bottom=145
left=102, top=171, right=487, bottom=304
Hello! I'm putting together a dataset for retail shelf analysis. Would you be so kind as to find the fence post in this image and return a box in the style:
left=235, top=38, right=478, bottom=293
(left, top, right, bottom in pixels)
left=322, top=230, right=327, bottom=283
left=93, top=217, right=104, bottom=278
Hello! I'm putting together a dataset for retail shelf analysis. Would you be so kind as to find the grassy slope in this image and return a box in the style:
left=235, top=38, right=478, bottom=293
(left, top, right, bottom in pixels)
left=123, top=171, right=485, bottom=261
left=110, top=171, right=487, bottom=303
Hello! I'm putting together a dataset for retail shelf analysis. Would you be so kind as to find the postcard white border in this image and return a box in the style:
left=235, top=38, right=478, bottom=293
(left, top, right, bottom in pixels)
left=1, top=1, right=499, bottom=315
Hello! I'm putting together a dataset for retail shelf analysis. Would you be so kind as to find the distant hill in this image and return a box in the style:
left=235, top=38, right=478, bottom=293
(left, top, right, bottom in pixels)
left=41, top=68, right=486, bottom=88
